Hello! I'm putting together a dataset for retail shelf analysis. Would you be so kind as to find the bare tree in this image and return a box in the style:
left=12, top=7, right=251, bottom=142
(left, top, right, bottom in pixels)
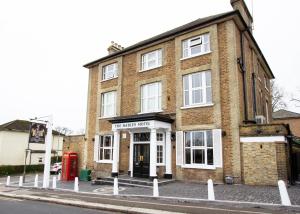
left=291, top=88, right=300, bottom=107
left=271, top=80, right=287, bottom=112
left=54, top=126, right=73, bottom=136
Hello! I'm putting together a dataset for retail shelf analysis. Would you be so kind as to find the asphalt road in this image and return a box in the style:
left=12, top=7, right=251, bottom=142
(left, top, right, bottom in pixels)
left=0, top=196, right=119, bottom=214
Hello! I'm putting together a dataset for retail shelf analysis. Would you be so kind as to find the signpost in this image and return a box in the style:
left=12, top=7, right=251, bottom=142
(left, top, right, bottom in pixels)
left=42, top=116, right=53, bottom=188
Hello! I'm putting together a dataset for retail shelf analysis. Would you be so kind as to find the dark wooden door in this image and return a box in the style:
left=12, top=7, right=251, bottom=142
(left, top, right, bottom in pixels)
left=133, top=144, right=150, bottom=178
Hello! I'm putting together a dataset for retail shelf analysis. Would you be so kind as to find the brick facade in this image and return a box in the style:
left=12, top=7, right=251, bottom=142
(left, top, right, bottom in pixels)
left=82, top=1, right=286, bottom=185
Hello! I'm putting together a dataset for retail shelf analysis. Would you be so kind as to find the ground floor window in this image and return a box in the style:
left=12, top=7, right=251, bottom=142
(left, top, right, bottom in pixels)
left=157, top=145, right=163, bottom=164
left=97, top=135, right=113, bottom=162
left=184, top=130, right=213, bottom=166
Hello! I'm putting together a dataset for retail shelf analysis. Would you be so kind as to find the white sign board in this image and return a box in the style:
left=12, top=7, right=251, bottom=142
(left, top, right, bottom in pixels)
left=112, top=121, right=153, bottom=130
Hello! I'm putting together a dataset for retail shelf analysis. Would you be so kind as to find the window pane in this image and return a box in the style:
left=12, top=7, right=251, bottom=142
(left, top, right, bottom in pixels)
left=185, top=149, right=191, bottom=164
left=193, top=149, right=205, bottom=164
left=104, top=136, right=111, bottom=147
left=191, top=46, right=201, bottom=55
left=192, top=89, right=201, bottom=104
left=206, top=87, right=212, bottom=103
left=193, top=132, right=204, bottom=146
left=104, top=149, right=111, bottom=160
left=207, top=130, right=213, bottom=147
left=157, top=133, right=163, bottom=141
left=205, top=71, right=211, bottom=87
left=207, top=149, right=214, bottom=165
left=183, top=75, right=189, bottom=90
left=192, top=73, right=201, bottom=88
left=184, top=91, right=189, bottom=106
left=190, top=37, right=201, bottom=46
left=100, top=148, right=103, bottom=160
left=185, top=132, right=191, bottom=147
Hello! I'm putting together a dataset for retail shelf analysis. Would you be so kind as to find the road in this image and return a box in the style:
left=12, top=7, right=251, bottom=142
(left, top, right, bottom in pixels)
left=0, top=196, right=119, bottom=214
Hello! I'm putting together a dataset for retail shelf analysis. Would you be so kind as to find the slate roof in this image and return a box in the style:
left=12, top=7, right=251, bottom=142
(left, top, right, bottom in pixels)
left=273, top=109, right=300, bottom=119
left=0, top=119, right=62, bottom=135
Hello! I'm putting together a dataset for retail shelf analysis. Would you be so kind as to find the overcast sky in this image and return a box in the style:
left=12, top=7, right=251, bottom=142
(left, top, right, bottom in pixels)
left=0, top=0, right=299, bottom=132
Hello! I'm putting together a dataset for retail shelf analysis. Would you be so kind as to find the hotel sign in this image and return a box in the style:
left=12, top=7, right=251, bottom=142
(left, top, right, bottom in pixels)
left=113, top=121, right=152, bottom=130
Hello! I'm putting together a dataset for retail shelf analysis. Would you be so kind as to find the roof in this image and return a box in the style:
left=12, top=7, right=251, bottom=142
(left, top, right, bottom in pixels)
left=0, top=120, right=63, bottom=136
left=83, top=10, right=274, bottom=78
left=83, top=11, right=236, bottom=68
left=273, top=109, right=300, bottom=119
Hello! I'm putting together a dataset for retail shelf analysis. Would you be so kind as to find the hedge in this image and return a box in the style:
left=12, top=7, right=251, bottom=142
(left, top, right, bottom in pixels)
left=0, top=165, right=44, bottom=176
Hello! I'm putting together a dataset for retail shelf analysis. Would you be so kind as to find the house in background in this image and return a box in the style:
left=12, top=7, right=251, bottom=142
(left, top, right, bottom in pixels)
left=82, top=0, right=290, bottom=185
left=0, top=120, right=63, bottom=166
left=273, top=109, right=300, bottom=137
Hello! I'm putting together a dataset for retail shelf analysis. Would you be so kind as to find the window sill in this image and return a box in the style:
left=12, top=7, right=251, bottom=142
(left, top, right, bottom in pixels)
left=138, top=110, right=163, bottom=115
left=181, top=164, right=216, bottom=170
left=98, top=115, right=117, bottom=120
left=95, top=160, right=113, bottom=164
left=139, top=65, right=162, bottom=73
left=156, top=163, right=165, bottom=166
left=100, top=76, right=118, bottom=82
left=180, top=51, right=212, bottom=61
left=181, top=103, right=214, bottom=110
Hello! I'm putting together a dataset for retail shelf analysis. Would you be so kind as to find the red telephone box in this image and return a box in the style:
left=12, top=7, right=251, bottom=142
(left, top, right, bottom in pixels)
left=62, top=152, right=78, bottom=181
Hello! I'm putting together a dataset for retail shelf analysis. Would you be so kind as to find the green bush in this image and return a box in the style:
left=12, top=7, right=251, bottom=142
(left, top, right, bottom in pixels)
left=0, top=165, right=44, bottom=176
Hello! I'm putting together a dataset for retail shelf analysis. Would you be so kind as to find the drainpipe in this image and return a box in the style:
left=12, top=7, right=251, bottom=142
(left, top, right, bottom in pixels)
left=252, top=72, right=257, bottom=116
left=237, top=30, right=249, bottom=123
left=285, top=124, right=294, bottom=185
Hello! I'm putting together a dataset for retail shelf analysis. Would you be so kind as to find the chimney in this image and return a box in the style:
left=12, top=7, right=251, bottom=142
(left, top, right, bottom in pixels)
left=230, top=0, right=253, bottom=31
left=107, top=41, right=124, bottom=55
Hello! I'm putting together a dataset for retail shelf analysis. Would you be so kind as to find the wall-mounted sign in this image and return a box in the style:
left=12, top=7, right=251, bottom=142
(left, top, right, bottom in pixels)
left=113, top=121, right=151, bottom=130
left=29, top=123, right=47, bottom=143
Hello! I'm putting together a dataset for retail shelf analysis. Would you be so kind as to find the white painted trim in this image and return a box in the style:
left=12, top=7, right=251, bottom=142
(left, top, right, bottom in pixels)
left=240, top=136, right=286, bottom=143
left=96, top=160, right=113, bottom=164
left=139, top=65, right=162, bottom=73
left=180, top=51, right=212, bottom=61
left=181, top=164, right=216, bottom=170
left=181, top=103, right=214, bottom=110
left=100, top=76, right=118, bottom=83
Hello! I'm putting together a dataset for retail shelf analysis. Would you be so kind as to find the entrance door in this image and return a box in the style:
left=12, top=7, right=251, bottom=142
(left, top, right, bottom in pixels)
left=133, top=144, right=150, bottom=178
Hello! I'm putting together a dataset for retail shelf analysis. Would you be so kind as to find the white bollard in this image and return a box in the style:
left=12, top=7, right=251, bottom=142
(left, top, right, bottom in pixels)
left=6, top=176, right=10, bottom=186
left=34, top=174, right=39, bottom=188
left=278, top=180, right=291, bottom=206
left=153, top=178, right=159, bottom=197
left=58, top=172, right=61, bottom=181
left=74, top=177, right=79, bottom=192
left=52, top=176, right=57, bottom=189
left=19, top=176, right=23, bottom=187
left=113, top=177, right=119, bottom=195
left=207, top=179, right=215, bottom=200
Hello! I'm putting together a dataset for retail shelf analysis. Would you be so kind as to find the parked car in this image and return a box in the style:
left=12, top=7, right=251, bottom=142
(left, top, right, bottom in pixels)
left=50, top=162, right=62, bottom=174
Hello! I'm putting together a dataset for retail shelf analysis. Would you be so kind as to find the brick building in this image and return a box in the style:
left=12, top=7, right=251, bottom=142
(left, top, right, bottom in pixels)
left=273, top=109, right=300, bottom=137
left=82, top=0, right=290, bottom=185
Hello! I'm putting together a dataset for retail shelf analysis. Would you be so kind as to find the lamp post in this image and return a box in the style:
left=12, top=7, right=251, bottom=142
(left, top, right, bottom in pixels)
left=43, top=115, right=53, bottom=188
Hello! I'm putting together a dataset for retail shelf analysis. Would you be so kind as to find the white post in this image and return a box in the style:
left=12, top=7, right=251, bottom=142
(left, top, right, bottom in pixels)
left=278, top=180, right=291, bottom=206
left=43, top=116, right=53, bottom=188
left=207, top=179, right=215, bottom=200
left=74, top=177, right=79, bottom=192
left=52, top=176, right=57, bottom=189
left=129, top=132, right=133, bottom=177
left=58, top=172, right=61, bottom=181
left=113, top=177, right=119, bottom=195
left=6, top=176, right=10, bottom=186
left=153, top=178, right=159, bottom=197
left=112, top=131, right=120, bottom=177
left=150, top=129, right=157, bottom=179
left=19, top=176, right=23, bottom=187
left=34, top=174, right=39, bottom=188
left=165, top=130, right=172, bottom=178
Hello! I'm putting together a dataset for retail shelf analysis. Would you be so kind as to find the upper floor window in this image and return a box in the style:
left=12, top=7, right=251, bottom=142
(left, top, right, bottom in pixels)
left=182, top=33, right=210, bottom=58
left=141, top=82, right=162, bottom=113
left=184, top=130, right=213, bottom=166
left=101, top=91, right=116, bottom=117
left=264, top=74, right=269, bottom=90
left=183, top=71, right=212, bottom=107
left=102, top=63, right=118, bottom=80
left=141, top=49, right=162, bottom=71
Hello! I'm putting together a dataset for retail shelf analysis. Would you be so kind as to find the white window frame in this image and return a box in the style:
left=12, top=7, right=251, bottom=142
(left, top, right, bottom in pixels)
left=183, top=130, right=214, bottom=168
left=156, top=133, right=165, bottom=166
left=101, top=91, right=116, bottom=118
left=183, top=71, right=212, bottom=107
left=102, top=63, right=118, bottom=81
left=141, top=82, right=162, bottom=113
left=97, top=135, right=113, bottom=163
left=141, top=49, right=162, bottom=71
left=182, top=33, right=210, bottom=59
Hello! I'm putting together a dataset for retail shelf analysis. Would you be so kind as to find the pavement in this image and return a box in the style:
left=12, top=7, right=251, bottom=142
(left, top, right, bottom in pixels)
left=1, top=174, right=300, bottom=213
